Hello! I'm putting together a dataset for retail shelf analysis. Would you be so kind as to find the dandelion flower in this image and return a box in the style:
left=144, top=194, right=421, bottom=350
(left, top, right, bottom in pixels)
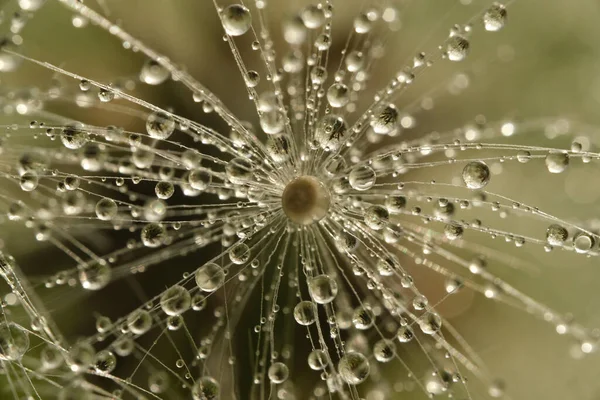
left=0, top=1, right=597, bottom=399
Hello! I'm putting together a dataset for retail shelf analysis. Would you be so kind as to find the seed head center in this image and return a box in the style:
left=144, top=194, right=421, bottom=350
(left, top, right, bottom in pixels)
left=281, top=176, right=330, bottom=225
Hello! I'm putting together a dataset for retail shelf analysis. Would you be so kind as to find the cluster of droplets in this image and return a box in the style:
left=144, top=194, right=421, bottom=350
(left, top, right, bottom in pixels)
left=0, top=1, right=597, bottom=400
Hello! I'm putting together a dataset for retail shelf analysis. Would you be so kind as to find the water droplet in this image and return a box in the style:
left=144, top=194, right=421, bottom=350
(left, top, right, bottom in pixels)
left=371, top=104, right=398, bottom=134
left=189, top=170, right=212, bottom=191
left=364, top=205, right=389, bottom=230
left=546, top=224, right=568, bottom=246
left=573, top=232, right=594, bottom=254
left=98, top=88, right=114, bottom=102
left=68, top=342, right=94, bottom=372
left=412, top=295, right=429, bottom=310
left=315, top=33, right=331, bottom=50
left=19, top=171, right=38, bottom=191
left=308, top=275, right=338, bottom=304
left=222, top=5, right=252, bottom=36
left=268, top=362, right=289, bottom=384
left=345, top=50, right=365, bottom=72
left=354, top=12, right=374, bottom=34
left=337, top=231, right=359, bottom=252
left=155, top=181, right=175, bottom=199
left=301, top=5, right=325, bottom=29
left=446, top=35, right=470, bottom=62
left=308, top=349, right=329, bottom=370
left=294, top=301, right=317, bottom=325
left=61, top=125, right=88, bottom=149
left=192, top=376, right=220, bottom=400
left=349, top=165, right=376, bottom=191
left=310, top=65, right=328, bottom=85
left=352, top=306, right=375, bottom=329
left=195, top=263, right=225, bottom=292
left=160, top=285, right=191, bottom=316
left=327, top=83, right=350, bottom=108
left=444, top=223, right=464, bottom=240
left=373, top=339, right=396, bottom=363
left=315, top=114, right=347, bottom=151
left=266, top=135, right=291, bottom=163
left=140, top=59, right=170, bottom=85
left=260, top=110, right=285, bottom=134
left=338, top=352, right=370, bottom=385
left=40, top=345, right=63, bottom=369
left=462, top=161, right=490, bottom=189
left=79, top=263, right=111, bottom=290
left=141, top=223, right=167, bottom=248
left=226, top=158, right=253, bottom=184
left=545, top=152, right=569, bottom=174
left=283, top=15, right=308, bottom=44
left=483, top=3, right=507, bottom=32
left=245, top=70, right=260, bottom=88
left=229, top=243, right=250, bottom=264
left=18, top=0, right=45, bottom=11
left=94, top=350, right=117, bottom=373
left=146, top=112, right=175, bottom=140
left=385, top=196, right=406, bottom=213
left=95, top=198, right=118, bottom=220
left=419, top=312, right=442, bottom=334
left=127, top=310, right=152, bottom=335
left=488, top=380, right=506, bottom=398
left=148, top=371, right=170, bottom=394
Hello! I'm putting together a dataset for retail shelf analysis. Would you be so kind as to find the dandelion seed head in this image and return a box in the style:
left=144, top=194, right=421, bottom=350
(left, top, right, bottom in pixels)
left=0, top=0, right=596, bottom=399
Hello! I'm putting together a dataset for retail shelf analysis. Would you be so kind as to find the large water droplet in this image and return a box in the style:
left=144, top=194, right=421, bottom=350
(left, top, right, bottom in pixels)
left=545, top=152, right=569, bottom=174
left=195, top=263, right=225, bottom=292
left=222, top=5, right=252, bottom=36
left=308, top=275, right=338, bottom=304
left=446, top=35, right=470, bottom=62
left=338, top=352, right=370, bottom=385
left=349, top=165, right=376, bottom=191
left=462, top=161, right=490, bottom=189
left=483, top=4, right=507, bottom=32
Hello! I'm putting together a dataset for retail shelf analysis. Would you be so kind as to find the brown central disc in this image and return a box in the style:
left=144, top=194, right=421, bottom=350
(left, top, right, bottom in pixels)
left=281, top=176, right=330, bottom=225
